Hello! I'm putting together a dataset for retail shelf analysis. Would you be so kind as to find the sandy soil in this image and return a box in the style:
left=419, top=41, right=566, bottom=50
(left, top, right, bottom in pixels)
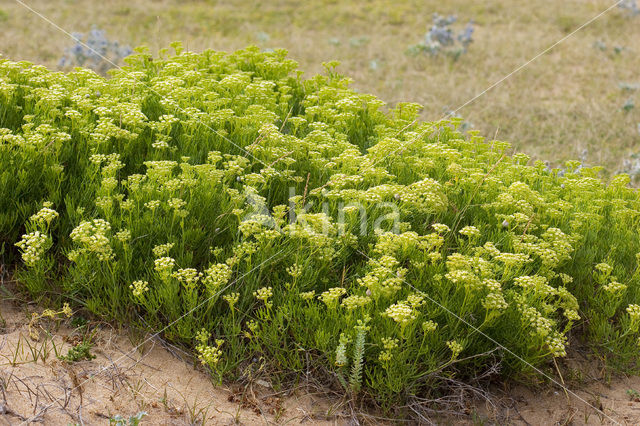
left=468, top=374, right=640, bottom=425
left=0, top=298, right=344, bottom=425
left=2, top=293, right=640, bottom=425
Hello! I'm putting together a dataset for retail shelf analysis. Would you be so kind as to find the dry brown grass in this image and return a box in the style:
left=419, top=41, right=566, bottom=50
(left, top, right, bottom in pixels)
left=1, top=0, right=639, bottom=171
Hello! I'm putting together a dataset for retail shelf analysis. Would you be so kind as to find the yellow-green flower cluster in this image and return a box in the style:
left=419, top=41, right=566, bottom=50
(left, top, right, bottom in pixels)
left=286, top=263, right=303, bottom=278
left=546, top=332, right=567, bottom=357
left=446, top=340, right=463, bottom=359
left=195, top=329, right=224, bottom=369
left=595, top=262, right=614, bottom=276
left=69, top=219, right=113, bottom=261
left=494, top=252, right=531, bottom=268
left=35, top=302, right=72, bottom=329
left=254, top=286, right=273, bottom=309
left=603, top=281, right=627, bottom=294
left=422, top=320, right=438, bottom=333
left=383, top=302, right=418, bottom=327
left=432, top=223, right=450, bottom=234
left=203, top=263, right=232, bottom=295
left=510, top=228, right=574, bottom=269
left=29, top=202, right=58, bottom=228
left=521, top=305, right=553, bottom=338
left=459, top=225, right=480, bottom=239
left=514, top=275, right=556, bottom=297
left=172, top=268, right=202, bottom=289
left=167, top=197, right=188, bottom=217
left=445, top=269, right=482, bottom=292
left=627, top=304, right=640, bottom=322
left=130, top=280, right=149, bottom=299
left=299, top=290, right=315, bottom=301
left=482, top=280, right=508, bottom=311
left=153, top=243, right=175, bottom=257
left=223, top=292, right=240, bottom=310
left=115, top=229, right=131, bottom=243
left=15, top=231, right=50, bottom=267
left=319, top=287, right=346, bottom=309
left=378, top=337, right=399, bottom=363
left=154, top=257, right=176, bottom=279
left=357, top=255, right=406, bottom=299
left=398, top=178, right=447, bottom=213
left=341, top=295, right=371, bottom=310
left=145, top=200, right=161, bottom=210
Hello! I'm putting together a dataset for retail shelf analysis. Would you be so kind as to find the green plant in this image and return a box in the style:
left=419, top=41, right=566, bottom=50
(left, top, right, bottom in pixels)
left=349, top=317, right=369, bottom=393
left=2, top=44, right=640, bottom=415
left=71, top=315, right=89, bottom=329
left=60, top=339, right=96, bottom=362
left=109, top=411, right=147, bottom=426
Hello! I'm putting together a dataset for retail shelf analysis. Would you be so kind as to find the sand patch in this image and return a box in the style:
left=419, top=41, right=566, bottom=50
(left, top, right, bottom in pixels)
left=0, top=298, right=344, bottom=425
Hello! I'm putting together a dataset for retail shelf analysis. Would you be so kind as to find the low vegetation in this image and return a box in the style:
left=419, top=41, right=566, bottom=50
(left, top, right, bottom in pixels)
left=2, top=44, right=640, bottom=416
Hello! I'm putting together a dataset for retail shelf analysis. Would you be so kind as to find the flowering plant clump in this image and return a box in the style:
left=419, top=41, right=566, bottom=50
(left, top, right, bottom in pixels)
left=3, top=44, right=640, bottom=412
left=195, top=328, right=224, bottom=382
left=130, top=280, right=149, bottom=299
left=254, top=286, right=273, bottom=309
left=15, top=231, right=50, bottom=267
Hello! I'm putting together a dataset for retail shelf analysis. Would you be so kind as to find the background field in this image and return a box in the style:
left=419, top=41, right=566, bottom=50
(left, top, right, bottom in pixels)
left=1, top=0, right=639, bottom=174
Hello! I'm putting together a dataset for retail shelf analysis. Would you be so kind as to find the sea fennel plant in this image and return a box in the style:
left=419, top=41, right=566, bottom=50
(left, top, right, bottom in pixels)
left=2, top=44, right=640, bottom=412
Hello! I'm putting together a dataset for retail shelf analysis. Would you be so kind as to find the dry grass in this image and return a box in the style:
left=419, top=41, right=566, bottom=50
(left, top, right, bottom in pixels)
left=1, top=0, right=639, bottom=171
